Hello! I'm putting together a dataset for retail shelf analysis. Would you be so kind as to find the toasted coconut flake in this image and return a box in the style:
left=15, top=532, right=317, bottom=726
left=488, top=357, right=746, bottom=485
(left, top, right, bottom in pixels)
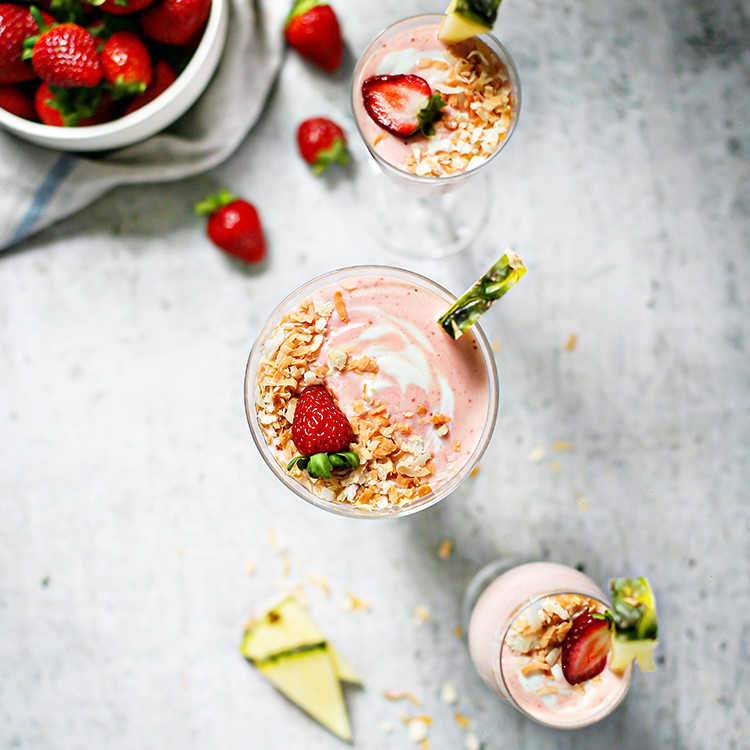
left=454, top=712, right=471, bottom=728
left=554, top=440, right=573, bottom=452
left=333, top=290, right=348, bottom=322
left=384, top=690, right=423, bottom=707
left=304, top=571, right=331, bottom=595
left=440, top=681, right=459, bottom=705
left=565, top=332, right=578, bottom=351
left=438, top=538, right=453, bottom=560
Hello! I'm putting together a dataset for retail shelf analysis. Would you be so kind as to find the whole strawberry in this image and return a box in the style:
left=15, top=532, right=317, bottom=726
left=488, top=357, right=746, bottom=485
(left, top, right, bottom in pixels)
left=101, top=31, right=152, bottom=96
left=287, top=385, right=358, bottom=479
left=84, top=0, right=157, bottom=15
left=0, top=3, right=52, bottom=85
left=123, top=58, right=175, bottom=115
left=25, top=10, right=103, bottom=88
left=297, top=117, right=349, bottom=175
left=284, top=0, right=343, bottom=73
left=140, top=0, right=211, bottom=46
left=194, top=190, right=266, bottom=264
left=0, top=82, right=36, bottom=119
left=35, top=81, right=114, bottom=126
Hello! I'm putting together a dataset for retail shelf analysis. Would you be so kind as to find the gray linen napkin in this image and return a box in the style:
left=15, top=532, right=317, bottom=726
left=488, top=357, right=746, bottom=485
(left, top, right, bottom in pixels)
left=0, top=0, right=286, bottom=251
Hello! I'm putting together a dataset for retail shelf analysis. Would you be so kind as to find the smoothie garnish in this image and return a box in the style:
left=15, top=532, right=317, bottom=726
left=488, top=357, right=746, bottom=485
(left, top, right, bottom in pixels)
left=438, top=251, right=526, bottom=339
left=438, top=0, right=503, bottom=43
left=362, top=74, right=446, bottom=138
left=560, top=612, right=612, bottom=685
left=286, top=385, right=360, bottom=479
left=608, top=577, right=659, bottom=673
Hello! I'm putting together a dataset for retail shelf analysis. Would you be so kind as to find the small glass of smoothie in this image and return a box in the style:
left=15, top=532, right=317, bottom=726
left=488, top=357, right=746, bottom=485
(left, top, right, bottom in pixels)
left=350, top=14, right=521, bottom=258
left=244, top=266, right=499, bottom=518
left=466, top=561, right=633, bottom=728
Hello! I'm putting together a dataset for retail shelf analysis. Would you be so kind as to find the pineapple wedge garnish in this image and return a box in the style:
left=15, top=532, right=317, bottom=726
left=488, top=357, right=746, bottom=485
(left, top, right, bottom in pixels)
left=608, top=577, right=659, bottom=673
left=438, top=0, right=502, bottom=44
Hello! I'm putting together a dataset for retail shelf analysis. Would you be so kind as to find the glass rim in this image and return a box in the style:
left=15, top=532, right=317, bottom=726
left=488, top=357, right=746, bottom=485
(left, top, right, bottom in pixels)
left=244, top=264, right=500, bottom=519
left=350, top=13, right=522, bottom=188
left=497, top=590, right=634, bottom=729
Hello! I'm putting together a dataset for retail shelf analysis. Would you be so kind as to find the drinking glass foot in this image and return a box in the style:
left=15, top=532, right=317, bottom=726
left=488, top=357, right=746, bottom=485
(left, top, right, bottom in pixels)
left=357, top=165, right=491, bottom=259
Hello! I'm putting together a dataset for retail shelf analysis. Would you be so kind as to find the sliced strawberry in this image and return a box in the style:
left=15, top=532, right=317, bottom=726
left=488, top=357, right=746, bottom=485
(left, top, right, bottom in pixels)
left=560, top=611, right=612, bottom=685
left=361, top=74, right=446, bottom=138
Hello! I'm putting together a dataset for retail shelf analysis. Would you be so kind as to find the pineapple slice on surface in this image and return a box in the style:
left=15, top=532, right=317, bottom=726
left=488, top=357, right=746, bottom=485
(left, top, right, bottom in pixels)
left=257, top=644, right=352, bottom=742
left=608, top=577, right=659, bottom=673
left=438, top=0, right=502, bottom=44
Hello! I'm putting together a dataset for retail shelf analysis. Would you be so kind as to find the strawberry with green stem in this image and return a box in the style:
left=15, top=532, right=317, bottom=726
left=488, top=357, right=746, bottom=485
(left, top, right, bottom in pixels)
left=122, top=57, right=175, bottom=114
left=287, top=386, right=359, bottom=479
left=297, top=117, right=349, bottom=175
left=24, top=7, right=102, bottom=88
left=101, top=30, right=152, bottom=97
left=195, top=190, right=267, bottom=265
left=361, top=74, right=446, bottom=138
left=34, top=80, right=113, bottom=126
left=284, top=0, right=343, bottom=73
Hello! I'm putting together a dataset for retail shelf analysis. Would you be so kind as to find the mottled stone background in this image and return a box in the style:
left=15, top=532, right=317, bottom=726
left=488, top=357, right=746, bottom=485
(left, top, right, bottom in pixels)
left=1, top=0, right=748, bottom=748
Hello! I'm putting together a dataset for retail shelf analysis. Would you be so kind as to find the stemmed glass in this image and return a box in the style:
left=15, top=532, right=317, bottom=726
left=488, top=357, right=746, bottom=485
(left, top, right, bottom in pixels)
left=351, top=14, right=521, bottom=258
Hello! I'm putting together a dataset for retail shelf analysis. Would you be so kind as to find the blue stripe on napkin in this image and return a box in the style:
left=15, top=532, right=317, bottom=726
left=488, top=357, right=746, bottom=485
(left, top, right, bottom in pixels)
left=11, top=153, right=78, bottom=245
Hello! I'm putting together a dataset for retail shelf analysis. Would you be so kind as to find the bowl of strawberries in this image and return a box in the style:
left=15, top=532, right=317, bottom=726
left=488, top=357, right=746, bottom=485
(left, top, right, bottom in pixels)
left=0, top=0, right=228, bottom=151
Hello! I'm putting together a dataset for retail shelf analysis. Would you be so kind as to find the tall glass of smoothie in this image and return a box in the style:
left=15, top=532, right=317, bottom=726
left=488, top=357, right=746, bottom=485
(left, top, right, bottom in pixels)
left=466, top=561, right=634, bottom=728
left=351, top=14, right=521, bottom=258
left=244, top=266, right=499, bottom=518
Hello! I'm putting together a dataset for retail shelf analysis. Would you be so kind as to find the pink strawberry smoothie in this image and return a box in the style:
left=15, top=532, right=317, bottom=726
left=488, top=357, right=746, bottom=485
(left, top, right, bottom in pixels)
left=468, top=562, right=632, bottom=728
left=352, top=16, right=518, bottom=179
left=248, top=266, right=498, bottom=516
left=309, top=274, right=490, bottom=485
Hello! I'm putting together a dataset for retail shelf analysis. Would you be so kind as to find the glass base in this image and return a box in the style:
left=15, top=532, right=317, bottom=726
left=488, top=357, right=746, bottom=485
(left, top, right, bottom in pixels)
left=356, top=165, right=491, bottom=259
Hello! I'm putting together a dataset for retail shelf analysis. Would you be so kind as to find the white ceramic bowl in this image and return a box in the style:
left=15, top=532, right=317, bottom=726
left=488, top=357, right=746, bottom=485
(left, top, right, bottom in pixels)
left=0, top=0, right=228, bottom=152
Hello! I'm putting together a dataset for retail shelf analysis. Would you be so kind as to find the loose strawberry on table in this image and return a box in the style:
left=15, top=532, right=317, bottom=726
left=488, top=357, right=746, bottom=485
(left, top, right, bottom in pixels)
left=194, top=190, right=266, bottom=265
left=0, top=3, right=53, bottom=85
left=284, top=0, right=343, bottom=73
left=297, top=117, right=349, bottom=175
left=361, top=74, right=446, bottom=138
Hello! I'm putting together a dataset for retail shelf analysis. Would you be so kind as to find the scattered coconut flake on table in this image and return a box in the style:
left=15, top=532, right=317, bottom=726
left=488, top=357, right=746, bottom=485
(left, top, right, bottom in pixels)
left=454, top=711, right=471, bottom=728
left=265, top=527, right=287, bottom=552
left=340, top=591, right=371, bottom=612
left=465, top=732, right=482, bottom=750
left=551, top=461, right=562, bottom=472
left=565, top=332, right=578, bottom=350
left=384, top=690, right=423, bottom=706
left=304, top=571, right=331, bottom=595
left=553, top=440, right=573, bottom=452
left=440, top=681, right=458, bottom=705
left=414, top=605, right=430, bottom=625
left=528, top=446, right=546, bottom=463
left=407, top=717, right=430, bottom=743
left=438, top=538, right=453, bottom=560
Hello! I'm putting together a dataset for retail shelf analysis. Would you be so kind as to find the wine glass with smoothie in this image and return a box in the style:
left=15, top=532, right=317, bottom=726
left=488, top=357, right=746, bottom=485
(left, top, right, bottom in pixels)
left=244, top=256, right=525, bottom=518
left=465, top=560, right=659, bottom=728
left=350, top=1, right=520, bottom=258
